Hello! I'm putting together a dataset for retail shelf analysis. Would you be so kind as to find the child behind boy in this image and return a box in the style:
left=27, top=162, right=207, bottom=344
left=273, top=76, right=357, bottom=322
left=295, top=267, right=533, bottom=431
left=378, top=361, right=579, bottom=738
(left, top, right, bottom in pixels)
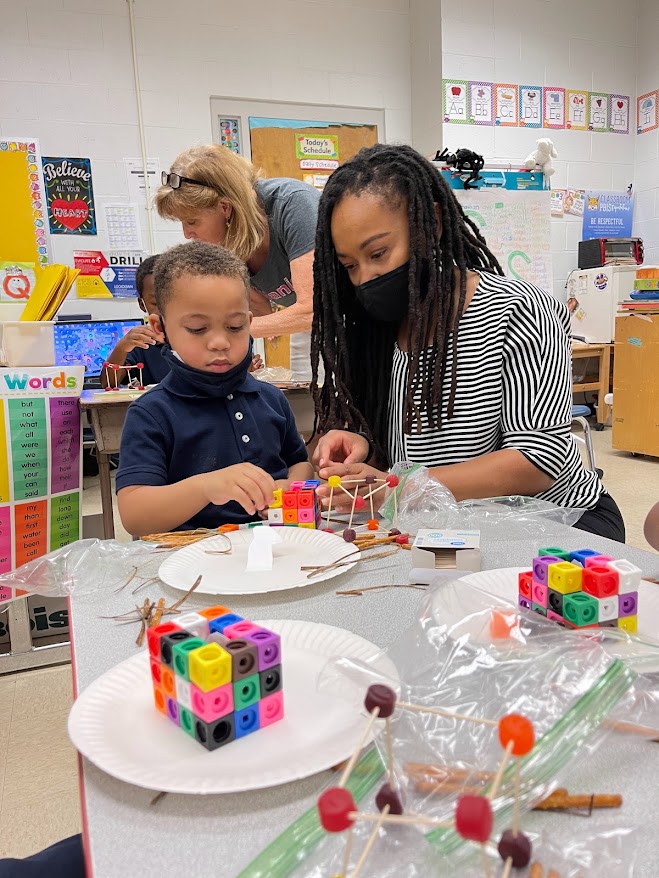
left=101, top=255, right=171, bottom=388
left=116, top=241, right=312, bottom=535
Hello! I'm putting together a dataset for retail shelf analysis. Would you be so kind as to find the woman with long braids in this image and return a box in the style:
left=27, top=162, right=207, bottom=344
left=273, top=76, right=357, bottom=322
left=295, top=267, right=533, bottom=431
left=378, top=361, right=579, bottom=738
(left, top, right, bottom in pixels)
left=311, top=144, right=624, bottom=540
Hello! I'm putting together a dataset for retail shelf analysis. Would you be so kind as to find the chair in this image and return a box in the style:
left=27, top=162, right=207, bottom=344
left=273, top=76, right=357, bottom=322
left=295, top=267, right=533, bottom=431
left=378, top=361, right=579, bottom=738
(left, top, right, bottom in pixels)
left=571, top=404, right=598, bottom=473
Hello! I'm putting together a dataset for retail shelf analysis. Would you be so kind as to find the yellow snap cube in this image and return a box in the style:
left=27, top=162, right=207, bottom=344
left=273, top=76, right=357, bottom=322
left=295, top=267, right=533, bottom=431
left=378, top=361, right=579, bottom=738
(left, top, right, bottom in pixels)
left=188, top=643, right=231, bottom=692
left=547, top=561, right=583, bottom=594
left=617, top=615, right=638, bottom=634
left=270, top=488, right=283, bottom=509
left=298, top=522, right=315, bottom=528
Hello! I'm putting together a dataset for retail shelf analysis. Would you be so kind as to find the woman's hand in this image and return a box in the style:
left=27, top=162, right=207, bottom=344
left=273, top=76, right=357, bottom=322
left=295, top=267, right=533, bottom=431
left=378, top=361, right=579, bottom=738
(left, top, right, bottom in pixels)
left=316, top=462, right=388, bottom=511
left=313, top=430, right=370, bottom=478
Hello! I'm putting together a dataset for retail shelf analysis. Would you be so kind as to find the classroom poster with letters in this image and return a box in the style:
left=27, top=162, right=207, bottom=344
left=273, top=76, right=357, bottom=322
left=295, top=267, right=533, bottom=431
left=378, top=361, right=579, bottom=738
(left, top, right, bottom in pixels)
left=443, top=81, right=469, bottom=123
left=0, top=367, right=83, bottom=596
left=519, top=86, right=542, bottom=128
left=566, top=90, right=588, bottom=130
left=609, top=95, right=630, bottom=134
left=637, top=91, right=659, bottom=134
left=42, top=157, right=96, bottom=235
left=543, top=88, right=565, bottom=128
left=589, top=93, right=609, bottom=131
left=494, top=85, right=518, bottom=126
left=469, top=82, right=493, bottom=125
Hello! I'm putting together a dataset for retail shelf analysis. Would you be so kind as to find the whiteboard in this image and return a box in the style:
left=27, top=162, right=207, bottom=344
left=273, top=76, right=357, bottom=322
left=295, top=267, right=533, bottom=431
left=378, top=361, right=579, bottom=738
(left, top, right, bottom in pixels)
left=455, top=189, right=553, bottom=295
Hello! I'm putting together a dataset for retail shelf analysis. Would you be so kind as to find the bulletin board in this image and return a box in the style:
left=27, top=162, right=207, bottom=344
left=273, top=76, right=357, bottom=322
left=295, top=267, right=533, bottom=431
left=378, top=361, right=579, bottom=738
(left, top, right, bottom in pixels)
left=0, top=366, right=83, bottom=597
left=249, top=119, right=378, bottom=184
left=0, top=139, right=50, bottom=276
left=454, top=189, right=553, bottom=294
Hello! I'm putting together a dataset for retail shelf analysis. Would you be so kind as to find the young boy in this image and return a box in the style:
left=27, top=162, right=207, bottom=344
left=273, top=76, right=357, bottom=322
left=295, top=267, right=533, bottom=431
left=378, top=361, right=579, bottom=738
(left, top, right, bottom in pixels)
left=116, top=241, right=312, bottom=535
left=101, top=254, right=170, bottom=388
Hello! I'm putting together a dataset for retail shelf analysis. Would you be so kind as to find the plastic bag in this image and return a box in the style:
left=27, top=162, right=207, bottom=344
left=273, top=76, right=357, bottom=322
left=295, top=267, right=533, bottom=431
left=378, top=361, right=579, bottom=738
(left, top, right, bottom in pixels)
left=379, top=462, right=585, bottom=538
left=238, top=580, right=652, bottom=878
left=0, top=538, right=165, bottom=606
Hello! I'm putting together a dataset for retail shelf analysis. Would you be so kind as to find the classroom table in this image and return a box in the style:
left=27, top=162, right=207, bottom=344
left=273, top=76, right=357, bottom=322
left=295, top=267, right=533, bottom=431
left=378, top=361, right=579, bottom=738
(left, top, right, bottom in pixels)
left=79, top=384, right=315, bottom=540
left=69, top=524, right=659, bottom=878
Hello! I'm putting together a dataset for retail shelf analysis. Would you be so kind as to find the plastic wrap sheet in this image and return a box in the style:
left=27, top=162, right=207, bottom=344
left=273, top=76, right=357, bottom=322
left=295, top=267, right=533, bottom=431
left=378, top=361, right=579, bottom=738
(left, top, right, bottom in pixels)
left=0, top=538, right=166, bottom=607
left=239, top=581, right=658, bottom=878
left=380, top=462, right=585, bottom=539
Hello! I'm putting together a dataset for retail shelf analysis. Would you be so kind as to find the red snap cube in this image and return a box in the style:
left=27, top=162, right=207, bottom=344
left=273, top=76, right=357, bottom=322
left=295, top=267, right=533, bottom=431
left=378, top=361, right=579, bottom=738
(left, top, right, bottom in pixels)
left=518, top=571, right=532, bottom=600
left=582, top=565, right=618, bottom=598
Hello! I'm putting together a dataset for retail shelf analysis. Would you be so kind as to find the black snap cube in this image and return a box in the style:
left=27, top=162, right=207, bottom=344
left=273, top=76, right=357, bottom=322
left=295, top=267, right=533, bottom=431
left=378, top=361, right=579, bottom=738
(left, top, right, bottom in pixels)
left=194, top=713, right=236, bottom=751
left=260, top=664, right=282, bottom=697
left=160, top=629, right=195, bottom=668
left=547, top=588, right=563, bottom=616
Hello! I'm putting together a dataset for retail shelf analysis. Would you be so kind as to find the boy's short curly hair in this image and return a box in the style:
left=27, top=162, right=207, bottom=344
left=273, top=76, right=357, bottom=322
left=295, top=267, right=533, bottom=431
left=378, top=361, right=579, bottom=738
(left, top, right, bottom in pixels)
left=135, top=254, right=159, bottom=297
left=153, top=241, right=250, bottom=313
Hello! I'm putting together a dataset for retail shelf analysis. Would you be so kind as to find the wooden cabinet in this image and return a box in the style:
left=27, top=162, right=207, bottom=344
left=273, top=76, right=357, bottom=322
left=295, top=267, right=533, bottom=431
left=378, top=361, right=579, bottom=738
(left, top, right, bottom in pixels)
left=612, top=314, right=659, bottom=457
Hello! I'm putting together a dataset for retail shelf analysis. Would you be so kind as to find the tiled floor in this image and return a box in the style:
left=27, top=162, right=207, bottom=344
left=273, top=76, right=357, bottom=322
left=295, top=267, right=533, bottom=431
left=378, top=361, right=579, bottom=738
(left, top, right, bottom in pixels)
left=1, top=428, right=658, bottom=860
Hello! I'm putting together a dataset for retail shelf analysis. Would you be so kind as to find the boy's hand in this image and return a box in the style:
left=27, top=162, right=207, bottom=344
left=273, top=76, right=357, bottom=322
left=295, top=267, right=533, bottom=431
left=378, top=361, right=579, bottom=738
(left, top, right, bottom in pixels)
left=118, top=325, right=161, bottom=353
left=249, top=353, right=264, bottom=372
left=203, top=464, right=275, bottom=515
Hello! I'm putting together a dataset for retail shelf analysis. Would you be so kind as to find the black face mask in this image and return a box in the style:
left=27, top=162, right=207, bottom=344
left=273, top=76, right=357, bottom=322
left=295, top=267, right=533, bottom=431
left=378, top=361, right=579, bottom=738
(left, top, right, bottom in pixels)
left=354, top=262, right=410, bottom=323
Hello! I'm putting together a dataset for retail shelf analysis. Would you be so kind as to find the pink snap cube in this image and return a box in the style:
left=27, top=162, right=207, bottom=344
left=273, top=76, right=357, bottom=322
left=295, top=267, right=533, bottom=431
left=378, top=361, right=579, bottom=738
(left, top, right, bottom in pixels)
left=259, top=691, right=285, bottom=727
left=190, top=681, right=234, bottom=723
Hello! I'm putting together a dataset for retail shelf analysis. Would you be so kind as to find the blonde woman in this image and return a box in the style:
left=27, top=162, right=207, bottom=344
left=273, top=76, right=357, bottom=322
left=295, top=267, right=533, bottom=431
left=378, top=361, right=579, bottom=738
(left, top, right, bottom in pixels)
left=156, top=144, right=319, bottom=381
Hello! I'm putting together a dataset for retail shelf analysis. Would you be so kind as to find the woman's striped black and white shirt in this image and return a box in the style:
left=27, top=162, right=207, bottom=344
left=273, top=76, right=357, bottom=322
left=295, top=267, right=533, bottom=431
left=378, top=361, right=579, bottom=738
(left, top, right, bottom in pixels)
left=387, top=270, right=604, bottom=510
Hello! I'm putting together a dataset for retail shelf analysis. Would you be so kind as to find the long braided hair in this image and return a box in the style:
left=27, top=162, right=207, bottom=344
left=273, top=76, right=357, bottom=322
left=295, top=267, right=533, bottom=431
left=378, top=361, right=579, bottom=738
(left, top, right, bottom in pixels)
left=310, top=143, right=503, bottom=465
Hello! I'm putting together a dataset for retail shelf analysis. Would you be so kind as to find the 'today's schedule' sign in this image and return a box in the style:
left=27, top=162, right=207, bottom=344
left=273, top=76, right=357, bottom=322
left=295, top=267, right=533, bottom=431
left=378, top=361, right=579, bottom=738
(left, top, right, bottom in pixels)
left=0, top=367, right=83, bottom=599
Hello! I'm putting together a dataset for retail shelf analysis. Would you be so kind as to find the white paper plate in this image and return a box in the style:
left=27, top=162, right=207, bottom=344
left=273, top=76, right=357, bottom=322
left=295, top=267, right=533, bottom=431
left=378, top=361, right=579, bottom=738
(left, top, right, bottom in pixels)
left=68, top=619, right=396, bottom=794
left=157, top=528, right=360, bottom=596
left=451, top=567, right=659, bottom=644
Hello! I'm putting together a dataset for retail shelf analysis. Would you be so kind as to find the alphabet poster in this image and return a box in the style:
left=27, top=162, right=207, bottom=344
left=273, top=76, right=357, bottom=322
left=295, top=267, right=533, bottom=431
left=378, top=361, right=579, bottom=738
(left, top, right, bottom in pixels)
left=543, top=88, right=565, bottom=128
left=609, top=95, right=630, bottom=134
left=495, top=85, right=519, bottom=126
left=469, top=82, right=493, bottom=125
left=589, top=93, right=609, bottom=131
left=637, top=91, right=658, bottom=134
left=567, top=90, right=588, bottom=130
left=519, top=86, right=542, bottom=128
left=443, top=80, right=469, bottom=123
left=42, top=156, right=96, bottom=235
left=454, top=189, right=552, bottom=295
left=0, top=367, right=83, bottom=595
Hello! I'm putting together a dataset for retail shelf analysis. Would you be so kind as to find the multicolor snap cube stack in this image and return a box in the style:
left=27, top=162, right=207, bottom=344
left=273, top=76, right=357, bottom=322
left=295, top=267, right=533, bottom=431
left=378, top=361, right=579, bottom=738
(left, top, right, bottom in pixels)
left=147, top=606, right=283, bottom=750
left=518, top=548, right=641, bottom=633
left=267, top=479, right=321, bottom=528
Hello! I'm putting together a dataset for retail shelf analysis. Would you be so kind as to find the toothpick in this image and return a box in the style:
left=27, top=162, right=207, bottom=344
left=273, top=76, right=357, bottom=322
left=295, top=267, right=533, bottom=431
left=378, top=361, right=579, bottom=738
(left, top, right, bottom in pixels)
left=512, top=760, right=521, bottom=836
left=339, top=707, right=381, bottom=788
left=347, top=487, right=360, bottom=531
left=502, top=856, right=513, bottom=878
left=326, top=485, right=335, bottom=528
left=348, top=811, right=451, bottom=830
left=393, top=485, right=399, bottom=529
left=363, top=483, right=388, bottom=502
left=397, top=701, right=498, bottom=727
left=342, top=826, right=354, bottom=877
left=487, top=740, right=514, bottom=801
left=385, top=717, right=395, bottom=784
left=481, top=846, right=493, bottom=878
left=348, top=805, right=389, bottom=878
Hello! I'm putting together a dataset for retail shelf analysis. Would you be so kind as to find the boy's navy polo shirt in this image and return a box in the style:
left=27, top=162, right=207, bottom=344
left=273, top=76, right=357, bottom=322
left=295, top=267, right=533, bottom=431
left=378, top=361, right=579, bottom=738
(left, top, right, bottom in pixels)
left=115, top=369, right=308, bottom=530
left=124, top=342, right=170, bottom=385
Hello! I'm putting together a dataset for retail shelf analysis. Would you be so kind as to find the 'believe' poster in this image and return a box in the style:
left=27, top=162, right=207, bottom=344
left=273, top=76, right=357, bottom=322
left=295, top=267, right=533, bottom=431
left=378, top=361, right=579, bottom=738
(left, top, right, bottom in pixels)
left=42, top=157, right=97, bottom=235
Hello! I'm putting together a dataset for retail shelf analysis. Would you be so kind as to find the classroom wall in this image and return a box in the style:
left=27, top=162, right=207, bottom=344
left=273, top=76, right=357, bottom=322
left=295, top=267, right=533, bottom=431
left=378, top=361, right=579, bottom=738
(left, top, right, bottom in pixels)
left=634, top=0, right=659, bottom=266
left=441, top=0, right=638, bottom=300
left=0, top=0, right=411, bottom=318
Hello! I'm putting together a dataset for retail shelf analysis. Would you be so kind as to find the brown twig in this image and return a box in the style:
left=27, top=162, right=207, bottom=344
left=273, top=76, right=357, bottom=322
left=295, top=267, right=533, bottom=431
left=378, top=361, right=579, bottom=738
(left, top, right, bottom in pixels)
left=151, top=597, right=166, bottom=629
left=169, top=574, right=203, bottom=611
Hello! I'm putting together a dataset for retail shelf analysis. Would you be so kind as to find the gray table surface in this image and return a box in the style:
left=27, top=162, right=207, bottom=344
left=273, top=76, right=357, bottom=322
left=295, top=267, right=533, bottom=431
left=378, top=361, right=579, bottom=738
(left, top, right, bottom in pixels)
left=69, top=526, right=659, bottom=877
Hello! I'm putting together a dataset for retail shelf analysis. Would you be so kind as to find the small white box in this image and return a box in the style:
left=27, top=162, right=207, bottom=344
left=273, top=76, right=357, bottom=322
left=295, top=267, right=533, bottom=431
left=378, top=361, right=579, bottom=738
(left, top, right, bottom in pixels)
left=176, top=611, right=209, bottom=640
left=607, top=559, right=642, bottom=594
left=268, top=507, right=284, bottom=524
left=0, top=321, right=55, bottom=366
left=597, top=596, right=618, bottom=622
left=411, top=529, right=481, bottom=572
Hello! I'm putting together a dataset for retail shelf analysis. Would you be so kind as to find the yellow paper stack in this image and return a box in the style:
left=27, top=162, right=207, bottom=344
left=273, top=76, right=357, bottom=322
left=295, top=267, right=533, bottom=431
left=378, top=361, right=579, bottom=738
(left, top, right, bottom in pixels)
left=19, top=264, right=79, bottom=322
